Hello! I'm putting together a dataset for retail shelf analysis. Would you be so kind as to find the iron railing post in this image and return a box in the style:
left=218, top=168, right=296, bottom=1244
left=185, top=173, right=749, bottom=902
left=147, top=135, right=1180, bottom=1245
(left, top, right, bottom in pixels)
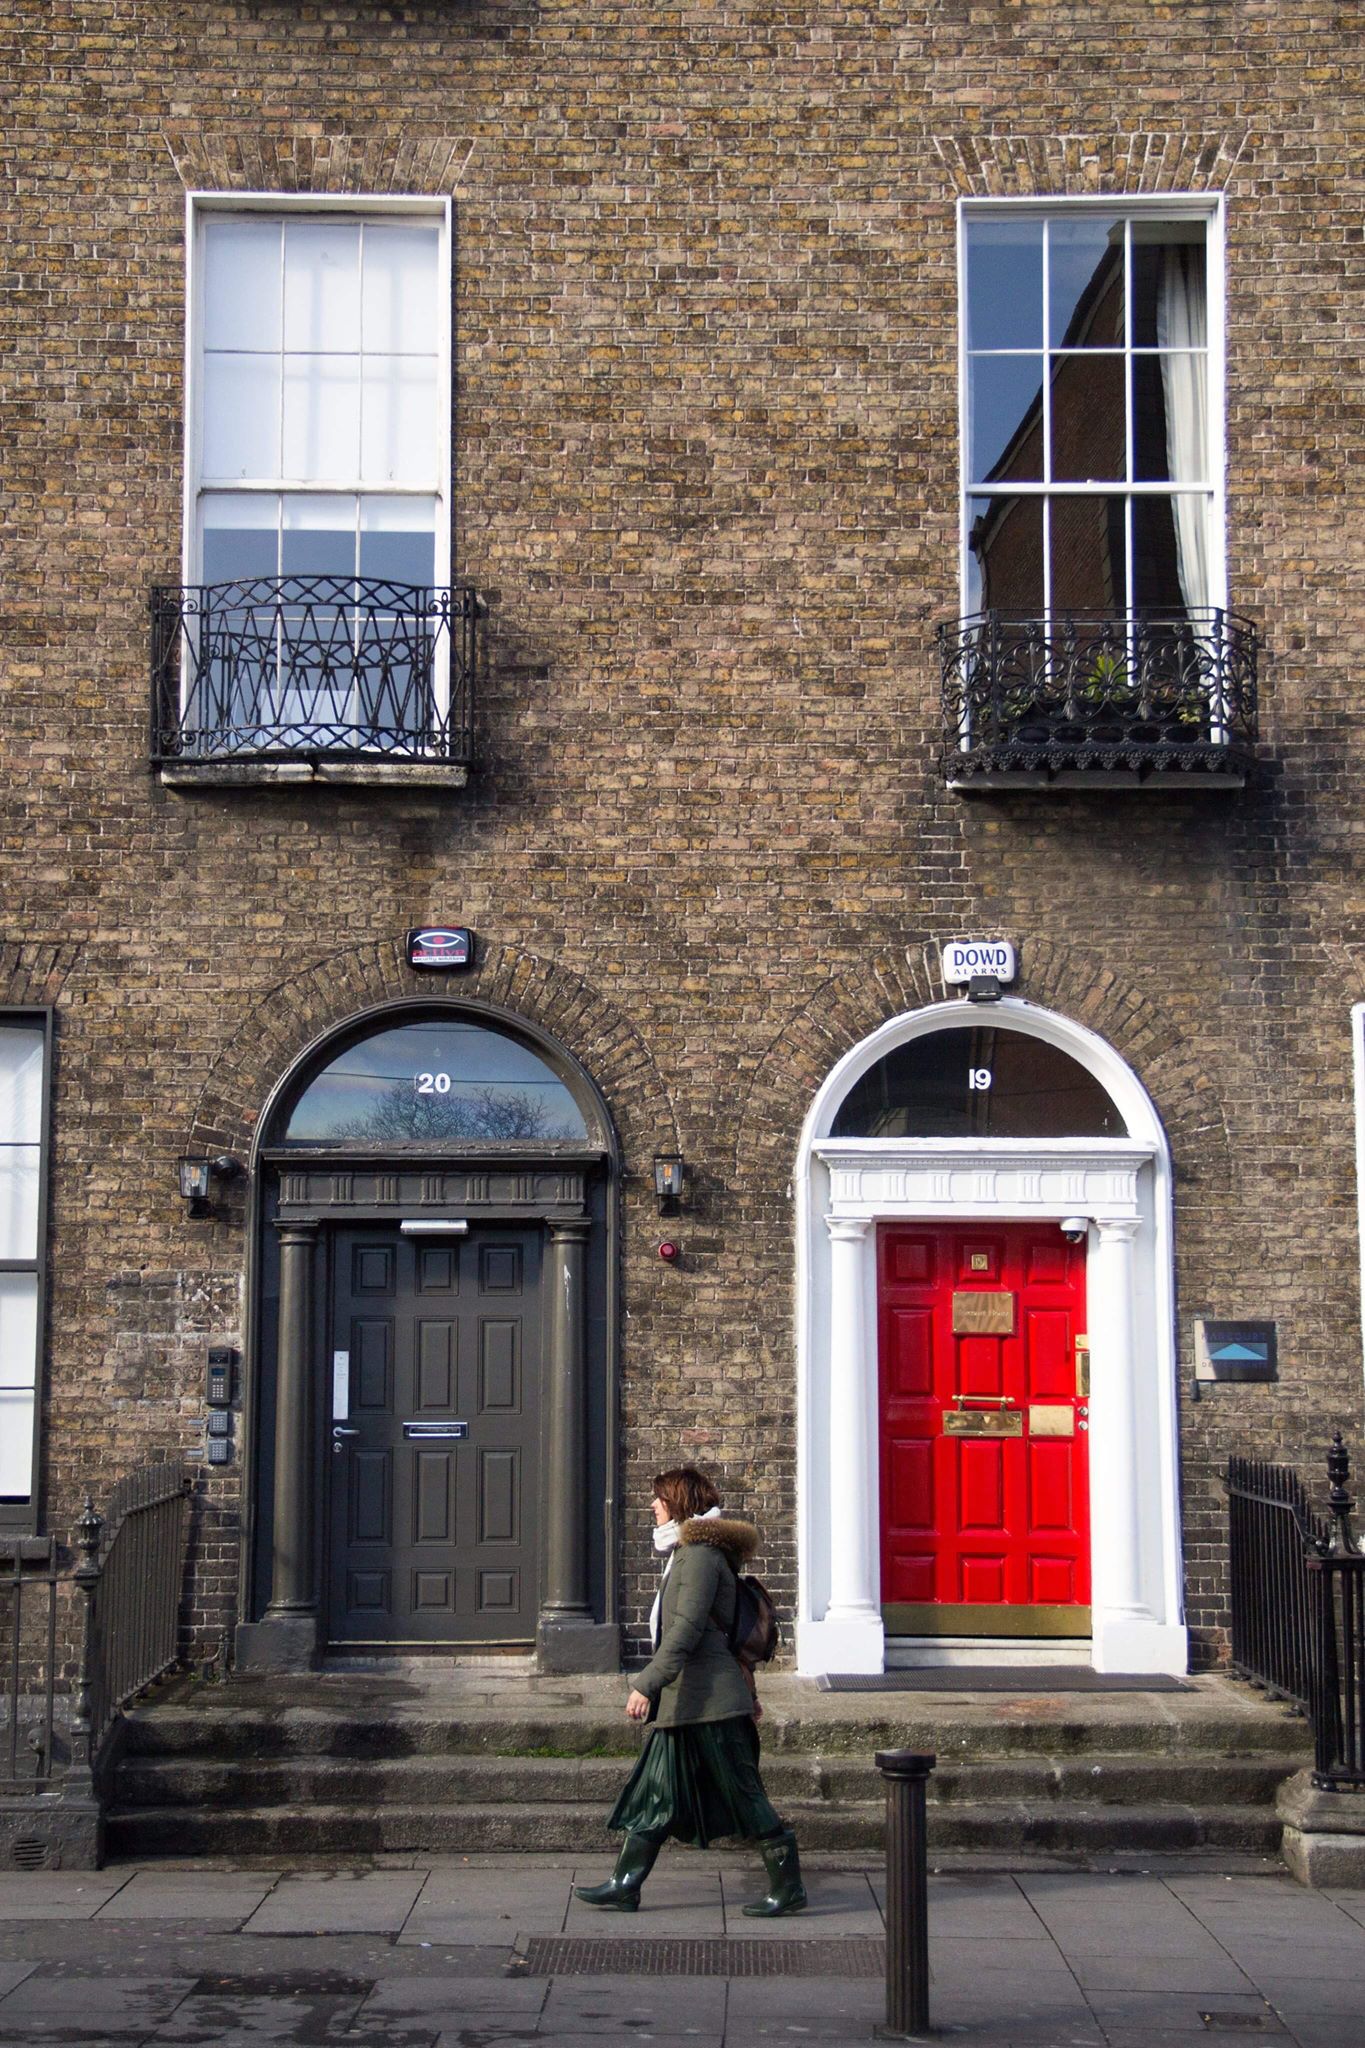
left=875, top=1748, right=935, bottom=2039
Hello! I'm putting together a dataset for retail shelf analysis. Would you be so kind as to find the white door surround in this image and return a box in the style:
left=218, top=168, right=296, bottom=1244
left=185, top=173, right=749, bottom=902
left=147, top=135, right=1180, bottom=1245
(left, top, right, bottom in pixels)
left=794, top=997, right=1187, bottom=1679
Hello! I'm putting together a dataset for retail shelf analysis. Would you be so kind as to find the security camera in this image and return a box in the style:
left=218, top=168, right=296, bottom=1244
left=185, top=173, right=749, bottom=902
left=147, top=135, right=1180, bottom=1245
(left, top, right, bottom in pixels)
left=1059, top=1216, right=1088, bottom=1243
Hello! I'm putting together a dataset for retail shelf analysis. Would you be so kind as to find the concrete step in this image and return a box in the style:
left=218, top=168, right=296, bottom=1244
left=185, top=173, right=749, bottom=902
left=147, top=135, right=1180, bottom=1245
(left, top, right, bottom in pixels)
left=111, top=1750, right=1291, bottom=1814
left=104, top=1795, right=1284, bottom=1861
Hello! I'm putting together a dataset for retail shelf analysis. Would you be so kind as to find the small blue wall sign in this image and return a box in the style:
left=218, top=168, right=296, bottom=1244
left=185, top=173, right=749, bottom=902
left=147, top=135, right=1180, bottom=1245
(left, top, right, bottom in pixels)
left=1194, top=1320, right=1278, bottom=1383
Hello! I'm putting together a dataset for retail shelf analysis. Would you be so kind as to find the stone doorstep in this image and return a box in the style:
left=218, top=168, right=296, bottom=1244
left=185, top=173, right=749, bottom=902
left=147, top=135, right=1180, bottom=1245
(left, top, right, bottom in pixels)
left=1276, top=1769, right=1365, bottom=1887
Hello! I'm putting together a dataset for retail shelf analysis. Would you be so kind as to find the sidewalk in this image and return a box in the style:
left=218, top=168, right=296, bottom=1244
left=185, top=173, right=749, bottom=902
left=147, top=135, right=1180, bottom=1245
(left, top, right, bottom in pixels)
left=0, top=1856, right=1362, bottom=2046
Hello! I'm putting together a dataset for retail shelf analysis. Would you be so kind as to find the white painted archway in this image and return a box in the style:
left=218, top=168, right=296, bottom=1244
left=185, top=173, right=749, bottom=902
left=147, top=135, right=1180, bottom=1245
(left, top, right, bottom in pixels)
left=794, top=998, right=1186, bottom=1679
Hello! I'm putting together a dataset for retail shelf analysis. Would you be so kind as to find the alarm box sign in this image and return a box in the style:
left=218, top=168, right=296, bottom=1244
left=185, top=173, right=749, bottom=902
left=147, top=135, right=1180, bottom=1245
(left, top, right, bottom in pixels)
left=407, top=927, right=473, bottom=971
left=943, top=939, right=1016, bottom=986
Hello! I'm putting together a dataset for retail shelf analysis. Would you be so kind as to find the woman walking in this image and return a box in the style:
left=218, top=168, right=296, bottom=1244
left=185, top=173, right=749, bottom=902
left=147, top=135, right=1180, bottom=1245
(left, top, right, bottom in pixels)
left=575, top=1466, right=806, bottom=1917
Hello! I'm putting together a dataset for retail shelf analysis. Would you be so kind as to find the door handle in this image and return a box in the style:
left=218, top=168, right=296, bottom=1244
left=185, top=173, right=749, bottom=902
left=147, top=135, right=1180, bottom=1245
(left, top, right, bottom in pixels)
left=331, top=1425, right=359, bottom=1455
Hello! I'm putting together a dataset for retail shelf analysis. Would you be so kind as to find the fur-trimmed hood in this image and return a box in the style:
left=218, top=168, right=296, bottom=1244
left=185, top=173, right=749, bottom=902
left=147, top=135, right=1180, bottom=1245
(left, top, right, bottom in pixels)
left=679, top=1515, right=759, bottom=1563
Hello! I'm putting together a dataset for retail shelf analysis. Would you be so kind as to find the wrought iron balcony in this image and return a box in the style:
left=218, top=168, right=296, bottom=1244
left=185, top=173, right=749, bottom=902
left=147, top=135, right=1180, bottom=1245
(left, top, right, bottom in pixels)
left=150, top=577, right=482, bottom=786
left=938, top=609, right=1258, bottom=790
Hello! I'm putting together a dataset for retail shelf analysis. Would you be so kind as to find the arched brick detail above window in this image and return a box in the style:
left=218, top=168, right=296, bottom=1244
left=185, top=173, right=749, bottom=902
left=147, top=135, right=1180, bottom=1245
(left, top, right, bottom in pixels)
left=0, top=942, right=80, bottom=1009
left=730, top=940, right=1232, bottom=1194
left=932, top=131, right=1251, bottom=199
left=183, top=936, right=675, bottom=1164
left=162, top=127, right=477, bottom=197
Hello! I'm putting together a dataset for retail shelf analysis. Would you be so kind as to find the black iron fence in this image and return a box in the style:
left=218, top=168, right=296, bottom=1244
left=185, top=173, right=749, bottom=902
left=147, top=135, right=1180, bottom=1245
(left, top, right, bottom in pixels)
left=939, top=608, right=1258, bottom=785
left=0, top=1463, right=191, bottom=1802
left=1227, top=1436, right=1365, bottom=1791
left=151, top=577, right=482, bottom=768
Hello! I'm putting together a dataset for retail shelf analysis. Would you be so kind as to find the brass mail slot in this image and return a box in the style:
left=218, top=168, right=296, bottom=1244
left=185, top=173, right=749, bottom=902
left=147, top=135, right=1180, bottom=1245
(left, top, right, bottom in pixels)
left=952, top=1290, right=1015, bottom=1336
left=1029, top=1404, right=1074, bottom=1437
left=943, top=1408, right=1023, bottom=1437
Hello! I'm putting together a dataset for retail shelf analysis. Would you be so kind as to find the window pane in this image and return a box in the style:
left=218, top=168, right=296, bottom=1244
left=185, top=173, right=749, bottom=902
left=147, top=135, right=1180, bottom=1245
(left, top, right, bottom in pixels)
left=0, top=1273, right=37, bottom=1392
left=968, top=354, right=1044, bottom=483
left=360, top=497, right=436, bottom=585
left=360, top=356, right=439, bottom=485
left=1050, top=496, right=1128, bottom=612
left=282, top=355, right=361, bottom=481
left=1132, top=495, right=1210, bottom=613
left=1132, top=225, right=1206, bottom=349
left=1049, top=353, right=1126, bottom=483
left=1133, top=353, right=1207, bottom=483
left=966, top=220, right=1043, bottom=350
left=282, top=1020, right=591, bottom=1144
left=281, top=494, right=356, bottom=580
left=202, top=354, right=282, bottom=481
left=201, top=494, right=279, bottom=584
left=0, top=1029, right=44, bottom=1145
left=1047, top=216, right=1125, bottom=348
left=0, top=1393, right=34, bottom=1501
left=0, top=1147, right=40, bottom=1261
left=830, top=1028, right=1126, bottom=1139
left=203, top=221, right=281, bottom=353
left=967, top=494, right=1043, bottom=614
left=362, top=225, right=440, bottom=354
left=283, top=223, right=362, bottom=354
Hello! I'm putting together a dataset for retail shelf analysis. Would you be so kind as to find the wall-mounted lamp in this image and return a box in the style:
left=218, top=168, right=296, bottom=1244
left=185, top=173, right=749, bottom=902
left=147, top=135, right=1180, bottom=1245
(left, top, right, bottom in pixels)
left=178, top=1154, right=241, bottom=1218
left=653, top=1152, right=685, bottom=1215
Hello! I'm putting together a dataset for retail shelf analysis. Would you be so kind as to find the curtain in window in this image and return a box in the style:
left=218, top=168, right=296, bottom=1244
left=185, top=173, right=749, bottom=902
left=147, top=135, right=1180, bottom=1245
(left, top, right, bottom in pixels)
left=1157, top=250, right=1209, bottom=612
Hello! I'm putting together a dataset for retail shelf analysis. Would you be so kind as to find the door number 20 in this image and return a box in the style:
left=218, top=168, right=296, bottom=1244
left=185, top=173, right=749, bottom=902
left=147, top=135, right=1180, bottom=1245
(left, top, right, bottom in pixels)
left=968, top=1068, right=993, bottom=1091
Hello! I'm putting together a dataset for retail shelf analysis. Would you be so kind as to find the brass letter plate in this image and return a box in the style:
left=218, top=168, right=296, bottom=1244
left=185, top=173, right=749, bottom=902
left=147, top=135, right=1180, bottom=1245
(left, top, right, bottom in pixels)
left=952, top=1291, right=1015, bottom=1336
left=943, top=1409, right=1023, bottom=1437
left=1029, top=1405, right=1075, bottom=1437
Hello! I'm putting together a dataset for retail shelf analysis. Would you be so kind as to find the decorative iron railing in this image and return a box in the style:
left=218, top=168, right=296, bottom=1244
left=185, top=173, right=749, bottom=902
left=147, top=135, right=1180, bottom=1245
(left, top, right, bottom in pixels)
left=939, top=609, right=1258, bottom=784
left=1227, top=1436, right=1365, bottom=1792
left=151, top=577, right=482, bottom=768
left=0, top=1464, right=191, bottom=1802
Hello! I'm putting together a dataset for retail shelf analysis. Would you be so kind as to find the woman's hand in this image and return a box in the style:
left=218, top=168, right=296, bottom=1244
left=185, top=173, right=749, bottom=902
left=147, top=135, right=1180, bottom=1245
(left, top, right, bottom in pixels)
left=626, top=1688, right=652, bottom=1721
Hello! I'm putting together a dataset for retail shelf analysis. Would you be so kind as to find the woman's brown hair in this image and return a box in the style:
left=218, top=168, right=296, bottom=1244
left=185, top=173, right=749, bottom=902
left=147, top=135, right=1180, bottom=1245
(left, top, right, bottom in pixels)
left=651, top=1466, right=720, bottom=1524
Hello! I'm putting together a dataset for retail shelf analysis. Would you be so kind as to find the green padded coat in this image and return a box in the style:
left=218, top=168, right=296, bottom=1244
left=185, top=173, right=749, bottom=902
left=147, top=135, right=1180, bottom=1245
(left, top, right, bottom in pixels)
left=632, top=1516, right=759, bottom=1728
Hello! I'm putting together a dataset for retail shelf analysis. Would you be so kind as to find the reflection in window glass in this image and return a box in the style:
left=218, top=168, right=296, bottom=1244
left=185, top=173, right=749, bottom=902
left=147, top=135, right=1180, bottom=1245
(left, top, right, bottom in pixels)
left=1048, top=354, right=1125, bottom=484
left=965, top=219, right=1043, bottom=351
left=967, top=495, right=1044, bottom=615
left=282, top=1019, right=592, bottom=1144
left=1048, top=216, right=1124, bottom=348
left=968, top=356, right=1044, bottom=484
left=0, top=1021, right=45, bottom=1515
left=830, top=1029, right=1126, bottom=1140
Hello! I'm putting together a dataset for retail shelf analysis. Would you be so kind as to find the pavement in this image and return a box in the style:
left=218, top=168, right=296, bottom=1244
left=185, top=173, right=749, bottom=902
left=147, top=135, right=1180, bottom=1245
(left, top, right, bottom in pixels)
left=0, top=1856, right=1363, bottom=2047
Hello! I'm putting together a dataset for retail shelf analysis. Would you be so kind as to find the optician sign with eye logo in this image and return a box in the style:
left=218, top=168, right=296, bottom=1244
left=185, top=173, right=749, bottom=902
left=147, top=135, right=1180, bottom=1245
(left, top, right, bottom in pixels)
left=407, top=927, right=474, bottom=970
left=942, top=940, right=1017, bottom=986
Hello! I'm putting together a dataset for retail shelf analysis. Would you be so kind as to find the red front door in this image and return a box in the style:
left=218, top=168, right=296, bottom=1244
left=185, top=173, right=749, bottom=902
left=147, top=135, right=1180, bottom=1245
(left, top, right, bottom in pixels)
left=878, top=1223, right=1090, bottom=1637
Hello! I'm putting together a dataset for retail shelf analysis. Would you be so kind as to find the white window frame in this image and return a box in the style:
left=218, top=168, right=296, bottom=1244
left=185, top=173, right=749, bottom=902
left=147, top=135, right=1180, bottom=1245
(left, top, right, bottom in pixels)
left=955, top=193, right=1227, bottom=622
left=0, top=1009, right=52, bottom=1535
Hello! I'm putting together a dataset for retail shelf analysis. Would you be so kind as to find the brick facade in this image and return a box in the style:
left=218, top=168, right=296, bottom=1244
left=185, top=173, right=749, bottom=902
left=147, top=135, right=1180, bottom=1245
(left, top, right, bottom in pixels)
left=3, top=1, right=1363, bottom=1673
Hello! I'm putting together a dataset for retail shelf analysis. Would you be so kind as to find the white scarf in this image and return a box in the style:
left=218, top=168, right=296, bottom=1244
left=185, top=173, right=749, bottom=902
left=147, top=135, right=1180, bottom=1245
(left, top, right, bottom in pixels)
left=649, top=1505, right=722, bottom=1649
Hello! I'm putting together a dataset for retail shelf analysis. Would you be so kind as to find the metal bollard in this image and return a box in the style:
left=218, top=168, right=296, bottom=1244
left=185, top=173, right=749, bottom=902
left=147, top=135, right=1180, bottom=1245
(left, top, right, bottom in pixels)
left=875, top=1748, right=936, bottom=2040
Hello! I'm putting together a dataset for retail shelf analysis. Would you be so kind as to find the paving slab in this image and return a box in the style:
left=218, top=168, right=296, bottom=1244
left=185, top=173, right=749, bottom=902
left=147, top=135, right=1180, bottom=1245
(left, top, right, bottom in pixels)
left=0, top=1968, right=33, bottom=2001
left=919, top=1873, right=1051, bottom=1941
left=1254, top=1973, right=1365, bottom=2017
left=720, top=1870, right=881, bottom=1937
left=94, top=1869, right=279, bottom=1922
left=0, top=1871, right=133, bottom=1920
left=723, top=1975, right=887, bottom=2039
left=1215, top=1931, right=1365, bottom=1980
left=241, top=1870, right=426, bottom=1935
left=400, top=1870, right=573, bottom=1944
left=356, top=1975, right=547, bottom=2023
left=151, top=1989, right=373, bottom=2044
left=0, top=1972, right=195, bottom=2039
left=926, top=1933, right=1074, bottom=1983
left=541, top=1975, right=727, bottom=2036
left=1278, top=2022, right=1365, bottom=2048
left=1067, top=1949, right=1256, bottom=1995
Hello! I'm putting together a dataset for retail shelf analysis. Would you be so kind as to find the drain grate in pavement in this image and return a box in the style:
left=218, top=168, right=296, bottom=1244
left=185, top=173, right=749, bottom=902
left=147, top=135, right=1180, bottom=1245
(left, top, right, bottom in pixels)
left=1199, top=2016, right=1276, bottom=2033
left=519, top=1937, right=884, bottom=1977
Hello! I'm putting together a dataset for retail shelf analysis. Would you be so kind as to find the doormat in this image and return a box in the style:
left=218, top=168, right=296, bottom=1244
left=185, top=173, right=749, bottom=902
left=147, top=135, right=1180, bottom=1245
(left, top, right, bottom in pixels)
left=516, top=1936, right=884, bottom=1977
left=817, top=1668, right=1191, bottom=1693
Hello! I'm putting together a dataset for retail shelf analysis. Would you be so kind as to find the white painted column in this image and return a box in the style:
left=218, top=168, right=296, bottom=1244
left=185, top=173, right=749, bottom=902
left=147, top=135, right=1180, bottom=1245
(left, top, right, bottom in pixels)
left=805, top=1215, right=883, bottom=1673
left=1088, top=1215, right=1154, bottom=1672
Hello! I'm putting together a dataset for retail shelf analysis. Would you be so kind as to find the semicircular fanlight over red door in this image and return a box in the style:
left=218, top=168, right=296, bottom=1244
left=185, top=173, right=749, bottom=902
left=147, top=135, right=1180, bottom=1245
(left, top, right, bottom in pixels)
left=877, top=1224, right=1090, bottom=1639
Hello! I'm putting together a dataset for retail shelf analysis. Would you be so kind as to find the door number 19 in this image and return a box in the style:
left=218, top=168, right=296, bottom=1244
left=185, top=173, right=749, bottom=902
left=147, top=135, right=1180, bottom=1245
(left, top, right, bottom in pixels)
left=968, top=1068, right=993, bottom=1091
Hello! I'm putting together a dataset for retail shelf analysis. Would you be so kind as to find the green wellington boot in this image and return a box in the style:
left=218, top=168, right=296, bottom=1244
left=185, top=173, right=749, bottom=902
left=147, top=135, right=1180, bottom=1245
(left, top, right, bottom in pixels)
left=740, top=1826, right=806, bottom=1916
left=742, top=1828, right=808, bottom=1918
left=574, top=1833, right=662, bottom=1912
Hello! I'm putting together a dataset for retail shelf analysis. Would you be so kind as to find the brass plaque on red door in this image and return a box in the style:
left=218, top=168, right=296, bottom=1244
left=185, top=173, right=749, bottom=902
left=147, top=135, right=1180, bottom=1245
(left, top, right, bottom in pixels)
left=951, top=1290, right=1015, bottom=1335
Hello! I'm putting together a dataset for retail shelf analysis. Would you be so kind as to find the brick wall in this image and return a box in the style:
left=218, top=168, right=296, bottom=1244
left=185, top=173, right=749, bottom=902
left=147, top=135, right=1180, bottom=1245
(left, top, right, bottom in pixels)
left=2, top=1, right=1363, bottom=1670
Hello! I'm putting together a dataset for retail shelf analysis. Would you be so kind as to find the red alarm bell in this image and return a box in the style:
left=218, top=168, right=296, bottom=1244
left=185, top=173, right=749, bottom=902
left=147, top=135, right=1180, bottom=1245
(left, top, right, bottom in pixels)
left=658, top=1240, right=680, bottom=1263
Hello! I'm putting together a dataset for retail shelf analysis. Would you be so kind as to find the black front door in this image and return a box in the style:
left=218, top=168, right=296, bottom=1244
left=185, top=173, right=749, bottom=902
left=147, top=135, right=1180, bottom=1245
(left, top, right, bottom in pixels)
left=326, top=1225, right=542, bottom=1645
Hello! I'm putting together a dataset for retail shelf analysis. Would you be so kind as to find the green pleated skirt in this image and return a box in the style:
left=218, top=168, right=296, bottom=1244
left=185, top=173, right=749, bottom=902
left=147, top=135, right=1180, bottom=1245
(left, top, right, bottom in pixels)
left=607, top=1713, right=784, bottom=1849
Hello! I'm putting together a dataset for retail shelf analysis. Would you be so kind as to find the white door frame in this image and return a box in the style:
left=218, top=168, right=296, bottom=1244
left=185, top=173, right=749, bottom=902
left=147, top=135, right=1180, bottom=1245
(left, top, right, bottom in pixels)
left=794, top=997, right=1187, bottom=1678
